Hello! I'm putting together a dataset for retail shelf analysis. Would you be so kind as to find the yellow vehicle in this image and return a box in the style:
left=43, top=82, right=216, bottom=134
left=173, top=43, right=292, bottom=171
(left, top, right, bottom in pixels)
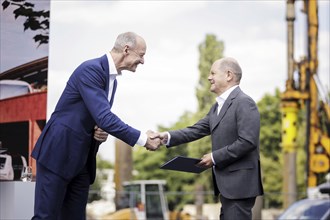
left=102, top=180, right=191, bottom=220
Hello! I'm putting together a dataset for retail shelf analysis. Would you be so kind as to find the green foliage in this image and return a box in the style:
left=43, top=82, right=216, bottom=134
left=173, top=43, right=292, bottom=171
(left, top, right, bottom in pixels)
left=257, top=89, right=283, bottom=207
left=258, top=88, right=282, bottom=158
left=2, top=0, right=49, bottom=46
left=97, top=155, right=114, bottom=169
left=260, top=152, right=283, bottom=208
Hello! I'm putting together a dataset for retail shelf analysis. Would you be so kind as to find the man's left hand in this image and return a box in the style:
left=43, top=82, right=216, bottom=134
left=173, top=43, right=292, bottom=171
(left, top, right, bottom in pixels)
left=94, top=125, right=108, bottom=142
left=197, top=153, right=214, bottom=168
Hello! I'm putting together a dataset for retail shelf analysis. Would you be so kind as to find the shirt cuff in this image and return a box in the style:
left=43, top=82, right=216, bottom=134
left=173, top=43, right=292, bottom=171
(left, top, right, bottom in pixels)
left=136, top=131, right=147, bottom=147
left=211, top=152, right=215, bottom=165
left=165, top=132, right=171, bottom=146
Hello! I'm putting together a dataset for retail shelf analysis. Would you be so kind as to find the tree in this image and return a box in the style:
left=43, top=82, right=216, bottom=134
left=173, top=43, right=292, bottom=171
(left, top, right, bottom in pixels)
left=196, top=34, right=224, bottom=112
left=257, top=88, right=307, bottom=208
left=258, top=89, right=282, bottom=159
left=257, top=89, right=283, bottom=207
left=2, top=0, right=49, bottom=46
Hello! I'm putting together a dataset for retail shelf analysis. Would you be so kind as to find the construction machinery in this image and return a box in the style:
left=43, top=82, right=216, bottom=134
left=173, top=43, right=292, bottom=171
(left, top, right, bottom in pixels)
left=281, top=0, right=330, bottom=208
left=101, top=180, right=191, bottom=220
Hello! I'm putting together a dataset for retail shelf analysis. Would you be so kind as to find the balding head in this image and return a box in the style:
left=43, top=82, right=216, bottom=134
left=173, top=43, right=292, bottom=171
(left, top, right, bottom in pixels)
left=112, top=32, right=145, bottom=52
left=208, top=57, right=243, bottom=95
left=217, top=57, right=242, bottom=83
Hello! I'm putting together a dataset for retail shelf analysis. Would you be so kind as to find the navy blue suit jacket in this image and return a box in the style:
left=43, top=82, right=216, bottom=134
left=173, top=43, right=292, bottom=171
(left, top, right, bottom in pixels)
left=32, top=55, right=140, bottom=183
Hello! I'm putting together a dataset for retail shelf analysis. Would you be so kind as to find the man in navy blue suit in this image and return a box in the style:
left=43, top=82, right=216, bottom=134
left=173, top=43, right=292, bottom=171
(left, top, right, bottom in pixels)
left=31, top=32, right=160, bottom=220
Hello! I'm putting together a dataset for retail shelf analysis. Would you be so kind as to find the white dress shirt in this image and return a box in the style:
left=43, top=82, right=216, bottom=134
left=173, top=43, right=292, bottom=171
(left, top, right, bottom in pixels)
left=106, top=52, right=147, bottom=146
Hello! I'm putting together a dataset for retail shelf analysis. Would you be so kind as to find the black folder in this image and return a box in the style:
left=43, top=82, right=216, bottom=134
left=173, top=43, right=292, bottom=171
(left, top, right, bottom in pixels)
left=160, top=156, right=207, bottom=173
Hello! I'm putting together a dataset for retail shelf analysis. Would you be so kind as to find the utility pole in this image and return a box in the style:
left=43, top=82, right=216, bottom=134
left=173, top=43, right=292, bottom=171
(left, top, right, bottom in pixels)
left=114, top=139, right=133, bottom=209
left=281, top=0, right=298, bottom=209
left=195, top=184, right=204, bottom=220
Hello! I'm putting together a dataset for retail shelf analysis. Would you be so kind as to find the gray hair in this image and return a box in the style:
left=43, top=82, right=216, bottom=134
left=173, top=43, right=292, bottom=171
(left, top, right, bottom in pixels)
left=219, top=57, right=242, bottom=82
left=112, top=32, right=138, bottom=52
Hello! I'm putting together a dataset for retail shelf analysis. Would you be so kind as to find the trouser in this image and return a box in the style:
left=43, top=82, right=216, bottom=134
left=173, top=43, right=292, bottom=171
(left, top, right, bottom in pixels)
left=32, top=162, right=90, bottom=220
left=219, top=195, right=256, bottom=220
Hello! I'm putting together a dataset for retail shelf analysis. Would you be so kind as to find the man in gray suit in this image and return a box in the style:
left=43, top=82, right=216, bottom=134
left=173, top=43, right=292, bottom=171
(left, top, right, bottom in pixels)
left=156, top=57, right=264, bottom=219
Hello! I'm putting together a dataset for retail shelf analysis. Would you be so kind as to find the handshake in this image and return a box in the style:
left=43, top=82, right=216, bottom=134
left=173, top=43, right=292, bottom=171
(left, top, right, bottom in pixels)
left=94, top=126, right=167, bottom=151
left=144, top=130, right=168, bottom=151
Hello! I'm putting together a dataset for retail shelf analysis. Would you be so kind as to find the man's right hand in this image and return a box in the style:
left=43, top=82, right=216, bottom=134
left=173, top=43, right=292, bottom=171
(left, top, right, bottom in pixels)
left=158, top=132, right=169, bottom=145
left=144, top=130, right=161, bottom=151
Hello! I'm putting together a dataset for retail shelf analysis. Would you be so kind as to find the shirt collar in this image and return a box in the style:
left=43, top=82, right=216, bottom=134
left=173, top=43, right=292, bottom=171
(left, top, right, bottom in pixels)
left=216, top=85, right=239, bottom=105
left=106, top=52, right=119, bottom=77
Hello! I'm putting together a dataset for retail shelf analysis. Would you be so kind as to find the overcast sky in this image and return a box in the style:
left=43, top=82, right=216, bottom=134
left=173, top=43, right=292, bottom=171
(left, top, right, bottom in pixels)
left=1, top=1, right=329, bottom=162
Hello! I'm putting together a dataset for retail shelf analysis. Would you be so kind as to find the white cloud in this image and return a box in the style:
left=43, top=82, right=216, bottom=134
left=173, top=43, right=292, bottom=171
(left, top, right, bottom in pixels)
left=50, top=1, right=207, bottom=26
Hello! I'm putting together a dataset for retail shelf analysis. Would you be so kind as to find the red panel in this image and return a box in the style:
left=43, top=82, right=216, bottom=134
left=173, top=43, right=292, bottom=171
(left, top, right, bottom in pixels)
left=0, top=91, right=47, bottom=123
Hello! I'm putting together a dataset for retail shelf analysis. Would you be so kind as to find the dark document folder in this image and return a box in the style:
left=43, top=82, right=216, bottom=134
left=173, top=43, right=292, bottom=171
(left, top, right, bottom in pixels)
left=160, top=156, right=207, bottom=173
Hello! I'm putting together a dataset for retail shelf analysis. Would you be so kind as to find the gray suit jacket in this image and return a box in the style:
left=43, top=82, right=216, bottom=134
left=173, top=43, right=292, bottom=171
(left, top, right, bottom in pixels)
left=167, top=87, right=264, bottom=199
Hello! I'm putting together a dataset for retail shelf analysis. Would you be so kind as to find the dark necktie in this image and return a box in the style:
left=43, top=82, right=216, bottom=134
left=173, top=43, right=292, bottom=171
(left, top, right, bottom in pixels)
left=109, top=79, right=117, bottom=107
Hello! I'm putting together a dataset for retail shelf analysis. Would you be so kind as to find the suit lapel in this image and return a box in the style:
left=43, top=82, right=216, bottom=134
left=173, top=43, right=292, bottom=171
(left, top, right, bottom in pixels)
left=100, top=54, right=110, bottom=96
left=210, top=104, right=219, bottom=131
left=211, top=101, right=232, bottom=131
left=100, top=54, right=118, bottom=107
left=210, top=87, right=241, bottom=132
